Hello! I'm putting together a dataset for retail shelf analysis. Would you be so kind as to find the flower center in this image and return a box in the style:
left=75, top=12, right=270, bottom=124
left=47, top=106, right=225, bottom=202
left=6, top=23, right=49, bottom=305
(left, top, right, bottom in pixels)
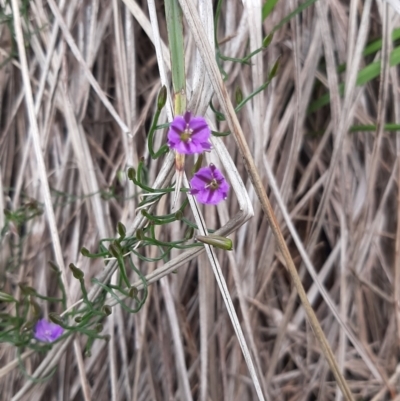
left=207, top=179, right=219, bottom=190
left=180, top=125, right=193, bottom=142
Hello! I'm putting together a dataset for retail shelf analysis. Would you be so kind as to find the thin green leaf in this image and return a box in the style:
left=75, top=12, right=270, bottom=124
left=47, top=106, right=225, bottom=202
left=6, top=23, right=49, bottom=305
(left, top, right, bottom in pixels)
left=165, top=0, right=186, bottom=95
left=271, top=0, right=318, bottom=34
left=262, top=0, right=280, bottom=21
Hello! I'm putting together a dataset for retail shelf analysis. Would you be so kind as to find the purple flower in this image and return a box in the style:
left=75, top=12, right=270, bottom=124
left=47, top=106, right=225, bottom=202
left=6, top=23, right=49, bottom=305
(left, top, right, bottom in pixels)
left=34, top=318, right=64, bottom=343
left=190, top=164, right=229, bottom=205
left=167, top=111, right=212, bottom=154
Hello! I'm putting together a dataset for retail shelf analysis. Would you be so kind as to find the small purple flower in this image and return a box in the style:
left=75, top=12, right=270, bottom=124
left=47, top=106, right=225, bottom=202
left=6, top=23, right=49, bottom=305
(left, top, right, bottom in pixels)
left=34, top=318, right=64, bottom=343
left=190, top=164, right=230, bottom=205
left=167, top=111, right=212, bottom=154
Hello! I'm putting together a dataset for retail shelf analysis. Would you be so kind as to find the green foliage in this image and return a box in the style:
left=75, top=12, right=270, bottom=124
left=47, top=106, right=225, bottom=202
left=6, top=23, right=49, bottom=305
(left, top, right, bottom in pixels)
left=254, top=4, right=400, bottom=134
left=164, top=0, right=186, bottom=107
left=147, top=87, right=171, bottom=159
left=211, top=0, right=288, bottom=124
left=209, top=57, right=279, bottom=123
left=0, top=88, right=211, bottom=378
left=269, top=0, right=317, bottom=33
left=262, top=0, right=280, bottom=21
left=308, top=29, right=400, bottom=118
left=0, top=0, right=33, bottom=67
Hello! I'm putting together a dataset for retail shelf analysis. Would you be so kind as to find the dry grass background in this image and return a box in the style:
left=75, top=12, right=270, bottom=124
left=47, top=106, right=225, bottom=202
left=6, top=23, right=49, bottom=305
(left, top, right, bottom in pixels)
left=1, top=0, right=400, bottom=400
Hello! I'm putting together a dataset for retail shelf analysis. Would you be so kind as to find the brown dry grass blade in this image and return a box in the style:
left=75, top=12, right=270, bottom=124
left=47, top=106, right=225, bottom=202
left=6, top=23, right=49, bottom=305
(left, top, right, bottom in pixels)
left=177, top=0, right=355, bottom=399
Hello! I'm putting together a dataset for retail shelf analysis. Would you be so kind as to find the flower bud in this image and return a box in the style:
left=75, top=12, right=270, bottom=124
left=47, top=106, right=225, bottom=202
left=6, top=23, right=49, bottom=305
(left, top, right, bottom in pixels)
left=235, top=86, right=243, bottom=105
left=101, top=190, right=112, bottom=201
left=109, top=241, right=122, bottom=258
left=174, top=210, right=183, bottom=220
left=102, top=305, right=112, bottom=316
left=95, top=324, right=103, bottom=333
left=80, top=247, right=90, bottom=257
left=117, top=222, right=126, bottom=239
left=136, top=229, right=143, bottom=241
left=49, top=312, right=64, bottom=326
left=129, top=287, right=138, bottom=298
left=69, top=263, right=84, bottom=280
left=157, top=86, right=167, bottom=110
left=127, top=167, right=136, bottom=181
left=196, top=235, right=233, bottom=251
left=184, top=226, right=194, bottom=240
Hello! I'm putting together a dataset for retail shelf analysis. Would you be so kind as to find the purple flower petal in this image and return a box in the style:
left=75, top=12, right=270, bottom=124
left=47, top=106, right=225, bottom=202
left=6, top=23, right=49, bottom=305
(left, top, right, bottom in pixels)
left=191, top=131, right=210, bottom=144
left=183, top=111, right=192, bottom=123
left=199, top=141, right=212, bottom=151
left=170, top=116, right=186, bottom=132
left=167, top=128, right=182, bottom=142
left=34, top=318, right=64, bottom=343
left=189, top=164, right=229, bottom=205
left=190, top=117, right=209, bottom=133
left=191, top=171, right=213, bottom=185
left=196, top=189, right=222, bottom=205
left=167, top=112, right=211, bottom=154
left=172, top=141, right=198, bottom=154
